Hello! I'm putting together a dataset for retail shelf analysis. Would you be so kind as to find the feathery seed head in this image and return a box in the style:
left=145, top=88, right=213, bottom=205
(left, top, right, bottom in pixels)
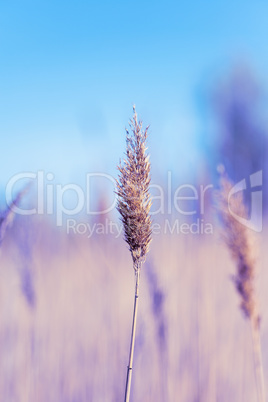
left=116, top=107, right=152, bottom=271
left=216, top=168, right=258, bottom=324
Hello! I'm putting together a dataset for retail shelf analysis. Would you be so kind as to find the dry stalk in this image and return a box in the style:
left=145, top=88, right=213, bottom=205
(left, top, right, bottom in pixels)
left=216, top=168, right=265, bottom=402
left=116, top=106, right=152, bottom=402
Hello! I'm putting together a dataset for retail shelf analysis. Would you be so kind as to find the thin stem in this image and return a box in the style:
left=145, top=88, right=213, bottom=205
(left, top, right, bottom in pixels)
left=124, top=268, right=140, bottom=402
left=251, top=318, right=265, bottom=402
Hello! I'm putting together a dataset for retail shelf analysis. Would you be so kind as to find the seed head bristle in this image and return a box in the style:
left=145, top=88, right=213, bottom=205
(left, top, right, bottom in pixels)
left=116, top=107, right=152, bottom=270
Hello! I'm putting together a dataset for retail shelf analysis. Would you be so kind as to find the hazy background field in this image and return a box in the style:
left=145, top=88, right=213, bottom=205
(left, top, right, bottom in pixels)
left=0, top=212, right=267, bottom=402
left=1, top=0, right=268, bottom=401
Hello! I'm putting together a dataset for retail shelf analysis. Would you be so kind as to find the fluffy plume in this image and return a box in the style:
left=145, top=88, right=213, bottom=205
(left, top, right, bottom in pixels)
left=216, top=167, right=258, bottom=325
left=116, top=106, right=152, bottom=270
left=217, top=168, right=266, bottom=402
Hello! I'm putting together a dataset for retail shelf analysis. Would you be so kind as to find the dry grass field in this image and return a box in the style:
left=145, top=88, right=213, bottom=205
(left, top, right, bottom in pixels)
left=0, top=212, right=267, bottom=402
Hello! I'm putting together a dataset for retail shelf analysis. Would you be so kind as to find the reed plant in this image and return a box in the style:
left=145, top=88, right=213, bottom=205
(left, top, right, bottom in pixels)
left=217, top=168, right=265, bottom=402
left=116, top=106, right=152, bottom=402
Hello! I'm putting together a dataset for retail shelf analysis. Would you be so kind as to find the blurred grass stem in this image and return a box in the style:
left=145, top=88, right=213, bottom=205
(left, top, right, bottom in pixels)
left=251, top=319, right=265, bottom=402
left=124, top=267, right=140, bottom=402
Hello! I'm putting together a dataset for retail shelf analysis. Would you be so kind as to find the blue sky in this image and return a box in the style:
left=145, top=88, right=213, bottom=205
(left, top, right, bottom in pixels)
left=1, top=0, right=268, bottom=191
